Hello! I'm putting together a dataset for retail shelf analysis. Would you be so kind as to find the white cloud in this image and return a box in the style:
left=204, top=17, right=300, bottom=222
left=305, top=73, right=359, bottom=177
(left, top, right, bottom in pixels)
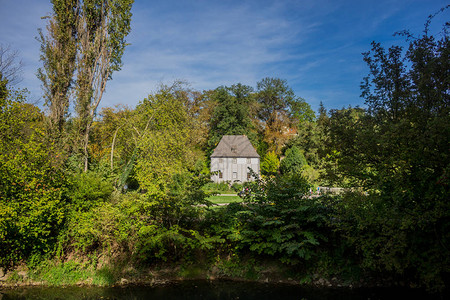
left=100, top=0, right=323, bottom=108
left=1, top=0, right=447, bottom=112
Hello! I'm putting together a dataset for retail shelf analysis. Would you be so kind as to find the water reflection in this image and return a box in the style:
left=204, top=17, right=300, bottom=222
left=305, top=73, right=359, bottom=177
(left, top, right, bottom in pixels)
left=0, top=280, right=444, bottom=300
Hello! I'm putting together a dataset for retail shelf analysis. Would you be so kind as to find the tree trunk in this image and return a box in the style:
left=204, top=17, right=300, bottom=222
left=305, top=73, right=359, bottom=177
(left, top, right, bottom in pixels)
left=110, top=126, right=120, bottom=171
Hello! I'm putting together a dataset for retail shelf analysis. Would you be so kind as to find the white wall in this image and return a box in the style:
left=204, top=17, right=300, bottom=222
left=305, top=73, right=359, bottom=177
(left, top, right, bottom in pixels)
left=211, top=157, right=259, bottom=183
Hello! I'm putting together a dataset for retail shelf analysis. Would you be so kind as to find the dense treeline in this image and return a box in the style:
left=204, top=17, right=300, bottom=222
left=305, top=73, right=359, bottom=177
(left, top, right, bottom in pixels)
left=0, top=2, right=449, bottom=292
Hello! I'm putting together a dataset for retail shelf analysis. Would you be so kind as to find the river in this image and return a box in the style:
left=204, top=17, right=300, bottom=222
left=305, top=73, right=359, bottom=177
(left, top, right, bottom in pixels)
left=0, top=280, right=445, bottom=300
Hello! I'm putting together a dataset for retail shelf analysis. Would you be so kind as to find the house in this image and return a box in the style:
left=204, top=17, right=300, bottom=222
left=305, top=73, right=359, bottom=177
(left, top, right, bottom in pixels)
left=210, top=135, right=260, bottom=183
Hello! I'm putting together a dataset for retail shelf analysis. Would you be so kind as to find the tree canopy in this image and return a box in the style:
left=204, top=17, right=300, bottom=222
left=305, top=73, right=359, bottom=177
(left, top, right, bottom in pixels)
left=323, top=11, right=450, bottom=288
left=207, top=84, right=256, bottom=152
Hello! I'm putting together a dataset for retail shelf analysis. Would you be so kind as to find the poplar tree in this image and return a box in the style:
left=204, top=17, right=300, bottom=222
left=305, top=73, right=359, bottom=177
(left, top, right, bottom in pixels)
left=37, top=0, right=78, bottom=136
left=38, top=0, right=133, bottom=171
left=75, top=0, right=133, bottom=172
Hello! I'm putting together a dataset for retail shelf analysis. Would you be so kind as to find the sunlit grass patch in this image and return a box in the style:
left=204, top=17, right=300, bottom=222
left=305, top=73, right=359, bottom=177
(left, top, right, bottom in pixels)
left=207, top=195, right=242, bottom=204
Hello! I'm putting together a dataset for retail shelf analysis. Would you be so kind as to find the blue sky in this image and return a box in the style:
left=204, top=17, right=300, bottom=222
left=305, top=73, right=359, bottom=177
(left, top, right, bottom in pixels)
left=0, top=0, right=448, bottom=113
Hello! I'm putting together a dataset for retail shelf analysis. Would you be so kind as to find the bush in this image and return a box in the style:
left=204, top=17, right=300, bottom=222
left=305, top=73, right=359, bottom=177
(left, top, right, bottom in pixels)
left=261, top=151, right=279, bottom=175
left=64, top=191, right=148, bottom=255
left=203, top=181, right=233, bottom=193
left=211, top=173, right=334, bottom=265
left=66, top=171, right=114, bottom=212
left=334, top=190, right=450, bottom=290
left=0, top=97, right=66, bottom=271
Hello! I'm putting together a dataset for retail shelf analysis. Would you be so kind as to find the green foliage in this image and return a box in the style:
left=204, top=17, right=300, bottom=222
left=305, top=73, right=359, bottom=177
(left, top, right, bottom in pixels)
left=213, top=256, right=261, bottom=280
left=134, top=83, right=193, bottom=194
left=203, top=182, right=232, bottom=193
left=33, top=261, right=92, bottom=286
left=290, top=97, right=316, bottom=124
left=211, top=173, right=332, bottom=265
left=37, top=0, right=78, bottom=134
left=287, top=104, right=328, bottom=178
left=207, top=84, right=257, bottom=152
left=63, top=170, right=215, bottom=264
left=279, top=146, right=307, bottom=175
left=0, top=88, right=66, bottom=271
left=256, top=77, right=314, bottom=154
left=40, top=0, right=134, bottom=171
left=6, top=270, right=25, bottom=283
left=260, top=151, right=279, bottom=175
left=64, top=191, right=147, bottom=255
left=67, top=171, right=113, bottom=212
left=0, top=75, right=8, bottom=102
left=325, top=13, right=450, bottom=290
left=322, top=107, right=367, bottom=187
left=301, top=164, right=320, bottom=184
left=27, top=259, right=121, bottom=286
left=231, top=182, right=243, bottom=192
left=89, top=105, right=139, bottom=190
left=66, top=202, right=118, bottom=253
left=135, top=224, right=225, bottom=265
left=135, top=225, right=190, bottom=263
left=192, top=157, right=209, bottom=175
left=256, top=77, right=296, bottom=124
left=146, top=172, right=213, bottom=229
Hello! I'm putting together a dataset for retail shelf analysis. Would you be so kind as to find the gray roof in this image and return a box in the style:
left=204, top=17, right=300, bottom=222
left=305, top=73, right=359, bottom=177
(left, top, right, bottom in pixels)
left=211, top=135, right=260, bottom=158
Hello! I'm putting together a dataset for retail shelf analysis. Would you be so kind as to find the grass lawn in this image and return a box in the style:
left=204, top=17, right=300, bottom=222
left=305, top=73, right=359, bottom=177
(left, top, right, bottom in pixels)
left=207, top=195, right=242, bottom=204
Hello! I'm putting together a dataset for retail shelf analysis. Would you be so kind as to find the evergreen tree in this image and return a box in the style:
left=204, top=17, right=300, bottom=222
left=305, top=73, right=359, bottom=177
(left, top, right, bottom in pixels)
left=260, top=151, right=279, bottom=175
left=279, top=146, right=307, bottom=174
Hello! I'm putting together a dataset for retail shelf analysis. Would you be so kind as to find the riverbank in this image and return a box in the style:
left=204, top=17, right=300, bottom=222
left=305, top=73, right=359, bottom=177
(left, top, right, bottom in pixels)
left=0, top=256, right=410, bottom=290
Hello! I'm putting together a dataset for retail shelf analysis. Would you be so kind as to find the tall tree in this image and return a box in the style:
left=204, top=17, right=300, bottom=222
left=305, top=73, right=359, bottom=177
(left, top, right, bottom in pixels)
left=38, top=0, right=133, bottom=171
left=75, top=0, right=133, bottom=172
left=134, top=82, right=194, bottom=194
left=327, top=9, right=450, bottom=288
left=260, top=151, right=279, bottom=176
left=185, top=89, right=215, bottom=151
left=287, top=102, right=325, bottom=168
left=37, top=0, right=78, bottom=135
left=256, top=77, right=310, bottom=154
left=256, top=77, right=294, bottom=125
left=279, top=146, right=307, bottom=175
left=207, top=83, right=256, bottom=152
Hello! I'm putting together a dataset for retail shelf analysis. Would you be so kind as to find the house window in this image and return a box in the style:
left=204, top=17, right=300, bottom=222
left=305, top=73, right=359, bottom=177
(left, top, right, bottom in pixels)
left=246, top=158, right=251, bottom=164
left=219, top=158, right=223, bottom=163
left=232, top=172, right=237, bottom=179
left=219, top=171, right=223, bottom=179
left=232, top=158, right=237, bottom=164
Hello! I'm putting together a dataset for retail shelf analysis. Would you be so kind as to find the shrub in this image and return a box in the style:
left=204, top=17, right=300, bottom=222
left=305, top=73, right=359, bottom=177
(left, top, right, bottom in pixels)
left=0, top=97, right=66, bottom=271
left=261, top=151, right=279, bottom=175
left=66, top=171, right=114, bottom=212
left=213, top=173, right=334, bottom=265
